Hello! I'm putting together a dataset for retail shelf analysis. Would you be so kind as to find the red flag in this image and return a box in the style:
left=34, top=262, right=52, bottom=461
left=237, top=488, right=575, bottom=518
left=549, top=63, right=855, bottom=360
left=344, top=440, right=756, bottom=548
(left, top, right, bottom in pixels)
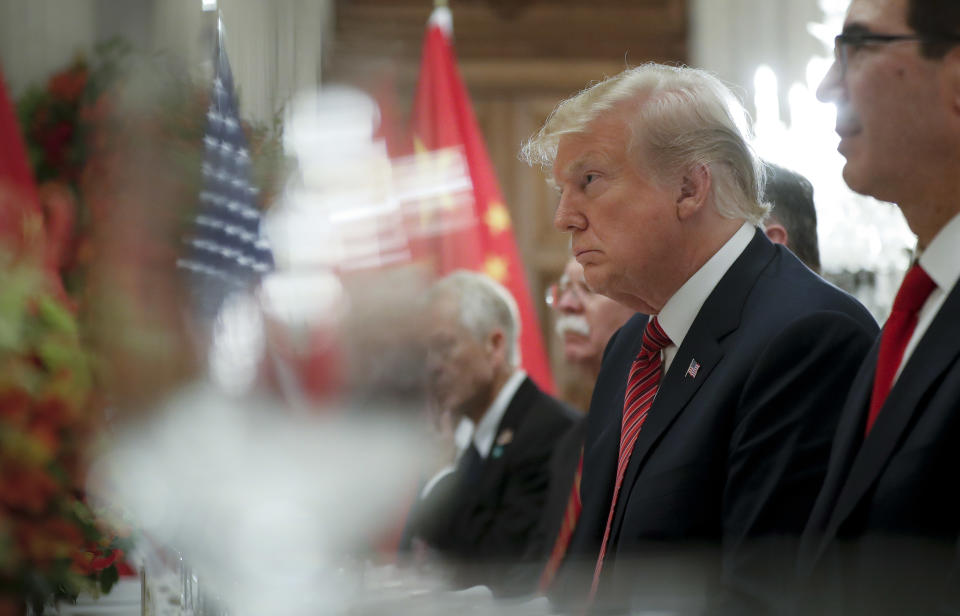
left=0, top=68, right=44, bottom=261
left=409, top=6, right=554, bottom=393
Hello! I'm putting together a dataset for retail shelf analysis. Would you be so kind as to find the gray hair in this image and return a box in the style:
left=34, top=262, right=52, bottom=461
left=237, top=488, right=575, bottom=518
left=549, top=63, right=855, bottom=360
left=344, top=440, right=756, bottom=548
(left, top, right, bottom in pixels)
left=428, top=270, right=521, bottom=367
left=521, top=63, right=769, bottom=225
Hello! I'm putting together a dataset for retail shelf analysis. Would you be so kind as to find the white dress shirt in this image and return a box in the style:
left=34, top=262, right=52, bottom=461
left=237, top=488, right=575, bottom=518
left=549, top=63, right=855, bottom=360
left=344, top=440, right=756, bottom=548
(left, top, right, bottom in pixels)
left=420, top=370, right=527, bottom=498
left=657, top=222, right=756, bottom=373
left=895, top=212, right=960, bottom=382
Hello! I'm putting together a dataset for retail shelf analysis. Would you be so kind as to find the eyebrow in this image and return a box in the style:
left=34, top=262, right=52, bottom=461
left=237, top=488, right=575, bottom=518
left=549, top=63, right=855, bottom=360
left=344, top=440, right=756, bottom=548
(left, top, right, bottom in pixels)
left=557, top=150, right=615, bottom=182
left=840, top=23, right=874, bottom=36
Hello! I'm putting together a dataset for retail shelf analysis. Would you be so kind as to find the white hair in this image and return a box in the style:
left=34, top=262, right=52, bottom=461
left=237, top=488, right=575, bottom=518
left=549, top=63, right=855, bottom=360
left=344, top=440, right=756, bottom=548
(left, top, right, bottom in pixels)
left=521, top=63, right=769, bottom=225
left=429, top=270, right=521, bottom=367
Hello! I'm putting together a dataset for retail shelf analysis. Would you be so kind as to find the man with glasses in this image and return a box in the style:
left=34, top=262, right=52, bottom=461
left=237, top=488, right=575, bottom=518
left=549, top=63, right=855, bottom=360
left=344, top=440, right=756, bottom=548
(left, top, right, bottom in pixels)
left=521, top=63, right=877, bottom=614
left=548, top=257, right=637, bottom=393
left=798, top=1, right=960, bottom=614
left=521, top=258, right=635, bottom=594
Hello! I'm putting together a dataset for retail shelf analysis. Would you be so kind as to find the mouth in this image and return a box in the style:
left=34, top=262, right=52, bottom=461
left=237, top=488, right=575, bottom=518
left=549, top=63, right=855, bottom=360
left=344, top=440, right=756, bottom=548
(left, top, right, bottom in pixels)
left=834, top=112, right=861, bottom=140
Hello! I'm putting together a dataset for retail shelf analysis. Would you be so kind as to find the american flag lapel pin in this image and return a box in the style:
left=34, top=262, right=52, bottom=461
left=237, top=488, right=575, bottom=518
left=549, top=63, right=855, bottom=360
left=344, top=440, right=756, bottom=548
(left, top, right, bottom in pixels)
left=685, top=358, right=700, bottom=379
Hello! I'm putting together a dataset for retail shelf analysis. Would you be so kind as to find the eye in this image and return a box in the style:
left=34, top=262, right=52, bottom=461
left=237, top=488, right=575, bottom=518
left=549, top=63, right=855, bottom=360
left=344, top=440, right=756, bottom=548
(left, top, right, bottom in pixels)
left=582, top=173, right=600, bottom=189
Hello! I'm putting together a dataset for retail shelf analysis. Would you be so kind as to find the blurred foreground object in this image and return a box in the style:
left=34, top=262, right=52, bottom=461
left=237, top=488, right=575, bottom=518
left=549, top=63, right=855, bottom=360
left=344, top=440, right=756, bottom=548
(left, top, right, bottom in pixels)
left=0, top=65, right=126, bottom=615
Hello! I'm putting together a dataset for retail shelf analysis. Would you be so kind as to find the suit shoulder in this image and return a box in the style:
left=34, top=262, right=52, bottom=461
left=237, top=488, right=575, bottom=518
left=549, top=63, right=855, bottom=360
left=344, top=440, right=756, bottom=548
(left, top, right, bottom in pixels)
left=517, top=378, right=578, bottom=427
left=755, top=249, right=877, bottom=332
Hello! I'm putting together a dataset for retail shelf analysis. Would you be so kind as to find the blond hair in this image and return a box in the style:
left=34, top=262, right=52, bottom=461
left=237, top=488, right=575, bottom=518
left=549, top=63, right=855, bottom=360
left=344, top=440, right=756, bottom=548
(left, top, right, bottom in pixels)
left=521, top=63, right=768, bottom=224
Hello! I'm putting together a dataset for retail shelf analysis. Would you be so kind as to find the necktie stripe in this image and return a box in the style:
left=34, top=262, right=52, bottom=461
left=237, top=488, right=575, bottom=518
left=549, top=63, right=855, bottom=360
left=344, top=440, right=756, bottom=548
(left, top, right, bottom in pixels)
left=591, top=317, right=671, bottom=600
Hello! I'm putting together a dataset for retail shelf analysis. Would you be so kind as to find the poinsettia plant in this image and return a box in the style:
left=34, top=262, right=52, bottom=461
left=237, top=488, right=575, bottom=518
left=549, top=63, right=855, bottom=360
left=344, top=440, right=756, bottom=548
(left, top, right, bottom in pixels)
left=0, top=250, right=131, bottom=615
left=15, top=39, right=130, bottom=301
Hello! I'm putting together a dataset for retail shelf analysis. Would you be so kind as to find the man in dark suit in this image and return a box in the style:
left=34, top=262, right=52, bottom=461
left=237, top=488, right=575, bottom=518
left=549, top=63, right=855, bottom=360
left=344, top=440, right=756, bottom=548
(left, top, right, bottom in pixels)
left=521, top=63, right=877, bottom=614
left=410, top=270, right=576, bottom=596
left=798, top=1, right=960, bottom=614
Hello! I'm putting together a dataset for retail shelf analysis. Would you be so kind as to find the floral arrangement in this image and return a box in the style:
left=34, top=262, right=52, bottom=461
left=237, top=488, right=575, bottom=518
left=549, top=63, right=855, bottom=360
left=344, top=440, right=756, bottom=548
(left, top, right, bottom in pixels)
left=0, top=249, right=130, bottom=616
left=1, top=38, right=287, bottom=615
left=15, top=40, right=130, bottom=300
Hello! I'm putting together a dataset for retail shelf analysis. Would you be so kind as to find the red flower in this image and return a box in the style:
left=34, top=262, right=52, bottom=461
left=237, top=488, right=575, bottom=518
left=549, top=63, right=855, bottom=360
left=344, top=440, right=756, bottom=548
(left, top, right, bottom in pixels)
left=48, top=67, right=88, bottom=104
left=0, top=388, right=32, bottom=427
left=0, top=463, right=60, bottom=514
left=39, top=121, right=74, bottom=173
left=89, top=547, right=121, bottom=571
left=71, top=546, right=121, bottom=575
left=17, top=516, right=84, bottom=566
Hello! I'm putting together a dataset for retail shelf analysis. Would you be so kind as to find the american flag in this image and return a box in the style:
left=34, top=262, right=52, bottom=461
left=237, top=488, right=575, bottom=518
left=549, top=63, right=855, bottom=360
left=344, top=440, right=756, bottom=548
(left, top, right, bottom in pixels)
left=177, top=18, right=274, bottom=324
left=685, top=358, right=700, bottom=379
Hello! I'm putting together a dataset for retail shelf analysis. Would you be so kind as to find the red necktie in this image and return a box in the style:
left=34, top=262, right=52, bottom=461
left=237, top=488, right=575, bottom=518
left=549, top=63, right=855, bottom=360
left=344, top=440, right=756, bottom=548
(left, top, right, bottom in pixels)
left=538, top=450, right=583, bottom=592
left=591, top=317, right=671, bottom=598
left=865, top=264, right=936, bottom=436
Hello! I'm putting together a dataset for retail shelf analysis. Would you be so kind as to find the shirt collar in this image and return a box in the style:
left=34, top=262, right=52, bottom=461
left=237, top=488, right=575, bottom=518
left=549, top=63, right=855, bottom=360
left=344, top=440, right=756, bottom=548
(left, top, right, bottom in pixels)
left=473, top=370, right=526, bottom=458
left=918, top=211, right=960, bottom=295
left=657, top=222, right=756, bottom=349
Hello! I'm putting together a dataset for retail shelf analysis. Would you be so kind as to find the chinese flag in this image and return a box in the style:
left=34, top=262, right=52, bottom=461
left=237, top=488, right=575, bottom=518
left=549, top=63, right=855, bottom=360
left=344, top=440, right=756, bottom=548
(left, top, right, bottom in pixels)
left=409, top=6, right=554, bottom=393
left=0, top=68, right=43, bottom=260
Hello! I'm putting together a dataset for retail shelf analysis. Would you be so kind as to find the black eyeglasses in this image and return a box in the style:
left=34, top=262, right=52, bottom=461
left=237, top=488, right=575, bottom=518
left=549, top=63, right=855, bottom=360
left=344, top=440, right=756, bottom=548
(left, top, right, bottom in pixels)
left=834, top=31, right=960, bottom=75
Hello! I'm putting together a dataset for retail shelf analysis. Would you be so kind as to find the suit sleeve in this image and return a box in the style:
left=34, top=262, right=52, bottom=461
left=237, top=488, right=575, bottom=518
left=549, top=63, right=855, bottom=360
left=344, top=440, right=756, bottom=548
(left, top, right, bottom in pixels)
left=712, top=311, right=877, bottom=616
left=408, top=466, right=466, bottom=550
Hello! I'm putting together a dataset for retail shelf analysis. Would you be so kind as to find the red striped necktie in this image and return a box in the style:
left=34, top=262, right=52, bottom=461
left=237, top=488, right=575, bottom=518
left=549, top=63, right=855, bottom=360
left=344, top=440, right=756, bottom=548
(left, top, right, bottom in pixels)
left=865, top=263, right=936, bottom=436
left=590, top=316, right=671, bottom=598
left=538, top=450, right=584, bottom=591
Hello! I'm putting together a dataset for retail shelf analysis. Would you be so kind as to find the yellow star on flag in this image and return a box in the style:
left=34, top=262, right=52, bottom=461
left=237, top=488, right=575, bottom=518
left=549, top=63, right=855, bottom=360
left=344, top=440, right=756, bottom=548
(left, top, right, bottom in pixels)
left=483, top=255, right=509, bottom=283
left=483, top=201, right=511, bottom=235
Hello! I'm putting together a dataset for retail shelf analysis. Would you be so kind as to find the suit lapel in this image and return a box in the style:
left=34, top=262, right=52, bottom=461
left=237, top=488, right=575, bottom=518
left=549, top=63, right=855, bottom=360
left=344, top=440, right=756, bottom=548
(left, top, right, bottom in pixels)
left=610, top=229, right=775, bottom=540
left=584, top=322, right=645, bottom=514
left=802, top=341, right=876, bottom=569
left=472, top=377, right=536, bottom=501
left=819, top=282, right=960, bottom=550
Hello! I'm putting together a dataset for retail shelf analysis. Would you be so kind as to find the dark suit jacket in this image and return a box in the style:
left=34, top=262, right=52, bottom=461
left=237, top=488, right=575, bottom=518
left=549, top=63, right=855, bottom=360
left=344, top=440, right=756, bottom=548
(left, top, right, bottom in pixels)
left=412, top=376, right=577, bottom=595
left=560, top=230, right=877, bottom=614
left=798, top=278, right=960, bottom=616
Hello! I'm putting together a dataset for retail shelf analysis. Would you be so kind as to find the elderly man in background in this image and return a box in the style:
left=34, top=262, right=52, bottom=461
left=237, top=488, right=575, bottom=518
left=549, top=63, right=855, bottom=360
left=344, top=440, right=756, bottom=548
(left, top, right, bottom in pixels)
left=798, top=1, right=960, bottom=614
left=527, top=257, right=635, bottom=593
left=522, top=63, right=877, bottom=614
left=761, top=162, right=821, bottom=274
left=408, top=270, right=576, bottom=596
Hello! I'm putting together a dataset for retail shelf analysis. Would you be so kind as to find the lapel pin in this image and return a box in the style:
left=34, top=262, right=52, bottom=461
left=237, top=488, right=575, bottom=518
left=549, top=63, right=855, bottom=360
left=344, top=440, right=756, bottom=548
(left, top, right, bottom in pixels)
left=496, top=428, right=514, bottom=447
left=685, top=358, right=701, bottom=379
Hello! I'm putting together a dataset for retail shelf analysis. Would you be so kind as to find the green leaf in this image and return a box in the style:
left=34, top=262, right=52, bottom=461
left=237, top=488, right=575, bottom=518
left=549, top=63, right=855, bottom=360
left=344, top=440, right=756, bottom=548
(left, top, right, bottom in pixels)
left=98, top=565, right=119, bottom=594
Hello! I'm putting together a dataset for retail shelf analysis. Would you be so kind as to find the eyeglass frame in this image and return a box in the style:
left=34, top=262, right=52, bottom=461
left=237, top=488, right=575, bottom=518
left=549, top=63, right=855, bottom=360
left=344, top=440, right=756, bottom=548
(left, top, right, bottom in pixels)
left=544, top=274, right=593, bottom=308
left=833, top=30, right=960, bottom=76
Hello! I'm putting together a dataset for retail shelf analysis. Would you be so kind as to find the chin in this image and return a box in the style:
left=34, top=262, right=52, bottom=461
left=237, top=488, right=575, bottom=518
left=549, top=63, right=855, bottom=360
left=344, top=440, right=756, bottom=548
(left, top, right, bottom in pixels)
left=841, top=163, right=879, bottom=200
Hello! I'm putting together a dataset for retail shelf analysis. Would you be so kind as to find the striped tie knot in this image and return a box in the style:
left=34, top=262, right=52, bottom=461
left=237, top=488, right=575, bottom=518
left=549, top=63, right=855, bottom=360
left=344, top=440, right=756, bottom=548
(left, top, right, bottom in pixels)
left=640, top=316, right=672, bottom=357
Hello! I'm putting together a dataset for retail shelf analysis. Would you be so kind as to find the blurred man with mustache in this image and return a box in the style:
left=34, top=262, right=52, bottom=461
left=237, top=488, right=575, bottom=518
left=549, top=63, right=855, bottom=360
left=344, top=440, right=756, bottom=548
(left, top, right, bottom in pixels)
left=798, top=1, right=960, bottom=613
left=529, top=258, right=635, bottom=594
left=551, top=257, right=637, bottom=383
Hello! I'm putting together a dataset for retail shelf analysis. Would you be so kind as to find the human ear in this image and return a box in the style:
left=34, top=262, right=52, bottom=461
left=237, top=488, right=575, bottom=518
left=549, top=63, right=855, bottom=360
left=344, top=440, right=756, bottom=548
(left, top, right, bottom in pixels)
left=763, top=222, right=789, bottom=246
left=676, top=163, right=711, bottom=220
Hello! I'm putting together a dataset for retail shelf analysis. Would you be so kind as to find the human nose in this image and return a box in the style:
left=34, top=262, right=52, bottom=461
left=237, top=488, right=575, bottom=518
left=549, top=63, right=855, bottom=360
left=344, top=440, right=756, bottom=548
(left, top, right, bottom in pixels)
left=817, top=58, right=843, bottom=104
left=553, top=191, right=587, bottom=233
left=555, top=285, right=583, bottom=313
